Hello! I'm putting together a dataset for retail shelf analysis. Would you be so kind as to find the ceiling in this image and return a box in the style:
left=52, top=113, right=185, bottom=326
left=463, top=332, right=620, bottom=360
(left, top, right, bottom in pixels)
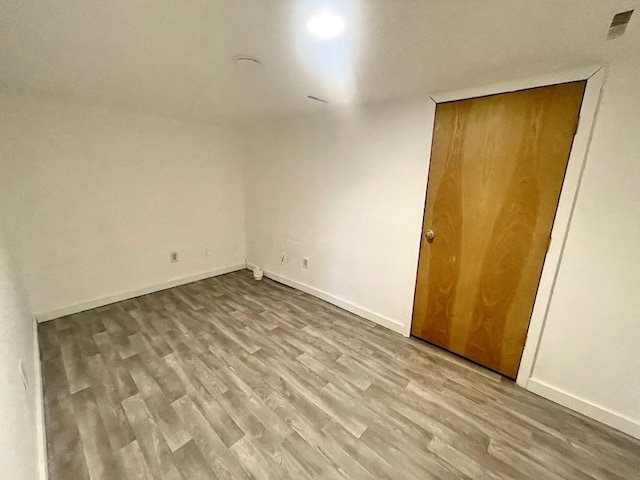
left=1, top=0, right=639, bottom=124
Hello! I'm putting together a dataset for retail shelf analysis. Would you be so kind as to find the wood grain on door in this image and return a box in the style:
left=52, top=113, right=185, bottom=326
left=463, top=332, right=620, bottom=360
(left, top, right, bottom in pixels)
left=411, top=81, right=586, bottom=378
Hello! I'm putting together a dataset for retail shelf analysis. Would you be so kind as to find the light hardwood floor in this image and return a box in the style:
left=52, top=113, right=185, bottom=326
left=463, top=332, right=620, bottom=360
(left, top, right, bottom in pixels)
left=39, top=270, right=640, bottom=479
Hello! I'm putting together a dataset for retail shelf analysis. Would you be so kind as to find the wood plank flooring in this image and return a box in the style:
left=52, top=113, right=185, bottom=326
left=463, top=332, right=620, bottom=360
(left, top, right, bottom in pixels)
left=39, top=270, right=640, bottom=479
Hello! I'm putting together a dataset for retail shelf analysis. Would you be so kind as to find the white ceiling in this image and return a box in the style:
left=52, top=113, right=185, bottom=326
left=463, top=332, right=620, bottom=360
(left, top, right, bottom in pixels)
left=1, top=0, right=639, bottom=123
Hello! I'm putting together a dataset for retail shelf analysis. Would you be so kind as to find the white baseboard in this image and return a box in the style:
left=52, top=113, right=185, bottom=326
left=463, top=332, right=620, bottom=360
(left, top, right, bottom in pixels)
left=527, top=378, right=640, bottom=440
left=246, top=264, right=407, bottom=336
left=35, top=264, right=246, bottom=322
left=33, top=317, right=48, bottom=480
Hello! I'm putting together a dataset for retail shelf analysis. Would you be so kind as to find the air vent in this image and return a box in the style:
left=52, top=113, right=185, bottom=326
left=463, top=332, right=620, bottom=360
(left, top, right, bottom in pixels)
left=607, top=10, right=634, bottom=39
left=234, top=56, right=263, bottom=68
left=307, top=95, right=329, bottom=104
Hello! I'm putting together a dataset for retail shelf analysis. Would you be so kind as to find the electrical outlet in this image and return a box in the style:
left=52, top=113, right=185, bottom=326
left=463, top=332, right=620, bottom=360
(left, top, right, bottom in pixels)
left=281, top=252, right=287, bottom=265
left=303, top=257, right=309, bottom=270
left=170, top=252, right=179, bottom=263
left=204, top=247, right=210, bottom=256
left=19, top=361, right=28, bottom=391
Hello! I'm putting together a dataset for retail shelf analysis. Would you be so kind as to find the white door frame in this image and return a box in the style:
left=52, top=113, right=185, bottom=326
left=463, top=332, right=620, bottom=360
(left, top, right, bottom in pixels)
left=419, top=65, right=607, bottom=387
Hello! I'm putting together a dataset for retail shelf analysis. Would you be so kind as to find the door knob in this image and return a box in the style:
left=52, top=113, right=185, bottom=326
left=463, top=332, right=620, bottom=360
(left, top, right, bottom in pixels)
left=424, top=230, right=435, bottom=242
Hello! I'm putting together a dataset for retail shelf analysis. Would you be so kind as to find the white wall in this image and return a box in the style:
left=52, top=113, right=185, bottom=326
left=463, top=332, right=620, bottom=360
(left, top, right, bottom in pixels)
left=528, top=55, right=640, bottom=438
left=0, top=92, right=246, bottom=318
left=244, top=100, right=434, bottom=334
left=0, top=230, right=43, bottom=480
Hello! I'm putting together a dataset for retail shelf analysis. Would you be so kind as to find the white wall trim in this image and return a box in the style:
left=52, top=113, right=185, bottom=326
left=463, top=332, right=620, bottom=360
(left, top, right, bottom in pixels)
left=246, top=264, right=406, bottom=336
left=405, top=97, right=438, bottom=339
left=528, top=378, right=640, bottom=440
left=516, top=68, right=607, bottom=387
left=430, top=64, right=601, bottom=103
left=35, top=264, right=246, bottom=322
left=33, top=316, right=48, bottom=480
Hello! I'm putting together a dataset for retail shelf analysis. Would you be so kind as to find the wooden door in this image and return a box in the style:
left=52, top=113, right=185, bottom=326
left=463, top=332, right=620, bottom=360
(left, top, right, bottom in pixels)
left=411, top=82, right=585, bottom=378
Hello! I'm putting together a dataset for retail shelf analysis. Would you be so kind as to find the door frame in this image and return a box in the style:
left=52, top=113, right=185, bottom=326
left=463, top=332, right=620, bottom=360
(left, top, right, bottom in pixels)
left=413, top=65, right=607, bottom=387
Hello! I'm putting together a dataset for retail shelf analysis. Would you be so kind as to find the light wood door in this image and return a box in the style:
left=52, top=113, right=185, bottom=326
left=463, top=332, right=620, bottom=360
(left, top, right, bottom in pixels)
left=411, top=82, right=586, bottom=378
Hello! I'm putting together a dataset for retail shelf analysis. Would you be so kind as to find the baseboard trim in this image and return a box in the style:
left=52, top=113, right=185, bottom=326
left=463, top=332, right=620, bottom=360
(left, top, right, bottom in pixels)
left=527, top=378, right=640, bottom=440
left=246, top=264, right=407, bottom=336
left=35, top=264, right=246, bottom=322
left=34, top=317, right=48, bottom=480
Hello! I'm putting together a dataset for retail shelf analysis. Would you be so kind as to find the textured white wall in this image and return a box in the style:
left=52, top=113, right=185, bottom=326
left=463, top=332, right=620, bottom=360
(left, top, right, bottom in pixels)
left=244, top=100, right=434, bottom=334
left=0, top=231, right=41, bottom=479
left=530, top=56, right=640, bottom=437
left=0, top=91, right=246, bottom=316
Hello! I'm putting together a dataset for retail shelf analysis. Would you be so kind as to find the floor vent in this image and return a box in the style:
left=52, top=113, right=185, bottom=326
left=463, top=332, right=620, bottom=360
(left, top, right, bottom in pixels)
left=608, top=10, right=634, bottom=39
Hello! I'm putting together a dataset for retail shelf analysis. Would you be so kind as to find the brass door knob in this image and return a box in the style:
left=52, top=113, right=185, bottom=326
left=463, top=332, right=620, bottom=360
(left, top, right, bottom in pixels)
left=425, top=230, right=435, bottom=242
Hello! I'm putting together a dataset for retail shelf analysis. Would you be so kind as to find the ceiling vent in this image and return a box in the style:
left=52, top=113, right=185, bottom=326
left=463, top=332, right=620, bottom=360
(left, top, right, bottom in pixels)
left=307, top=95, right=329, bottom=104
left=607, top=10, right=634, bottom=39
left=234, top=56, right=263, bottom=69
